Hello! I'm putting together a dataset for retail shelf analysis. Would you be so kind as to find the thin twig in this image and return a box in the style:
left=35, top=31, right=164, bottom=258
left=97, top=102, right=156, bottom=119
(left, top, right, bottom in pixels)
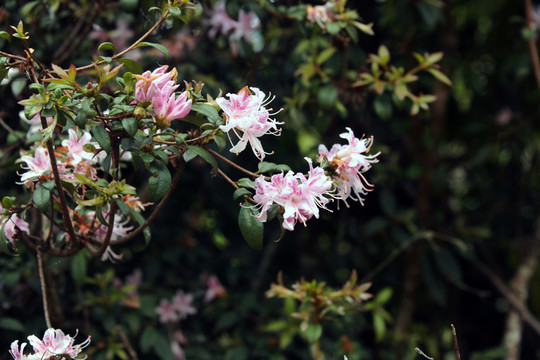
left=36, top=247, right=52, bottom=329
left=115, top=325, right=139, bottom=360
left=74, top=7, right=170, bottom=72
left=451, top=324, right=461, bottom=360
left=111, top=159, right=185, bottom=245
left=525, top=0, right=540, bottom=91
left=207, top=147, right=260, bottom=178
left=415, top=347, right=435, bottom=360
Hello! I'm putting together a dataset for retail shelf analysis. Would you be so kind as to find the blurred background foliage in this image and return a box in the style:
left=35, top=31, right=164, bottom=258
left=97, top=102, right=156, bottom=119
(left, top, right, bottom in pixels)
left=1, top=0, right=540, bottom=359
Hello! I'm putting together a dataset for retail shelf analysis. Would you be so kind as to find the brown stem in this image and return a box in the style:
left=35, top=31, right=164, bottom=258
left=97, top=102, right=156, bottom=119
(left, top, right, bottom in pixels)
left=74, top=7, right=170, bottom=72
left=451, top=324, right=461, bottom=360
left=525, top=0, right=540, bottom=91
left=36, top=247, right=52, bottom=328
left=115, top=325, right=139, bottom=360
left=207, top=148, right=260, bottom=178
left=111, top=158, right=185, bottom=245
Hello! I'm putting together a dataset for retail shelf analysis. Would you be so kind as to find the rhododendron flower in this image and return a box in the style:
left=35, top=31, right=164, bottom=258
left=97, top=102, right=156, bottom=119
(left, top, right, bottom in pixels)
left=307, top=3, right=336, bottom=28
left=217, top=86, right=282, bottom=160
left=133, top=65, right=176, bottom=105
left=208, top=1, right=263, bottom=56
left=20, top=112, right=54, bottom=135
left=0, top=205, right=29, bottom=246
left=18, top=146, right=52, bottom=182
left=318, top=127, right=379, bottom=206
left=172, top=290, right=197, bottom=319
left=151, top=81, right=192, bottom=128
left=61, top=128, right=98, bottom=165
left=253, top=158, right=332, bottom=230
left=10, top=328, right=90, bottom=360
left=204, top=275, right=226, bottom=302
left=156, top=299, right=180, bottom=323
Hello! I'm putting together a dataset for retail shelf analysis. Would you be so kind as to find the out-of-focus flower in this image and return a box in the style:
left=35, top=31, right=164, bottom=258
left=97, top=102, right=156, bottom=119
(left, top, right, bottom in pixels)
left=307, top=3, right=336, bottom=29
left=133, top=66, right=175, bottom=105
left=100, top=246, right=124, bottom=263
left=253, top=158, right=332, bottom=231
left=18, top=146, right=52, bottom=182
left=156, top=299, right=180, bottom=323
left=208, top=1, right=263, bottom=56
left=0, top=208, right=29, bottom=246
left=151, top=81, right=192, bottom=128
left=10, top=328, right=91, bottom=360
left=171, top=340, right=186, bottom=360
left=217, top=86, right=282, bottom=160
left=172, top=290, right=197, bottom=319
left=318, top=127, right=379, bottom=207
left=204, top=275, right=226, bottom=302
left=160, top=29, right=197, bottom=60
left=495, top=106, right=513, bottom=126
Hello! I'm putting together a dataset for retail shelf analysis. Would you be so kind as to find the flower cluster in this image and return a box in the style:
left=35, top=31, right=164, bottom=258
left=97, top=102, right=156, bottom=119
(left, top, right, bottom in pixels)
left=217, top=86, right=282, bottom=160
left=18, top=126, right=102, bottom=184
left=9, top=328, right=90, bottom=360
left=208, top=1, right=263, bottom=56
left=318, top=127, right=380, bottom=207
left=251, top=128, right=379, bottom=231
left=254, top=158, right=333, bottom=231
left=133, top=65, right=192, bottom=128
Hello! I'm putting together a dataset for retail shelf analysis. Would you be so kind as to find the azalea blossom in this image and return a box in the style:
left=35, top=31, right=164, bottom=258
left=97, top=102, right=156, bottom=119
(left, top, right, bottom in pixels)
left=253, top=158, right=332, bottom=231
left=208, top=1, right=263, bottom=56
left=133, top=65, right=176, bottom=105
left=61, top=128, right=98, bottom=165
left=204, top=275, right=226, bottom=302
left=217, top=86, right=282, bottom=160
left=307, top=3, right=336, bottom=28
left=18, top=146, right=52, bottom=182
left=0, top=208, right=30, bottom=246
left=172, top=290, right=197, bottom=319
left=156, top=299, right=180, bottom=323
left=10, top=328, right=91, bottom=360
left=318, top=127, right=379, bottom=206
left=151, top=81, right=192, bottom=128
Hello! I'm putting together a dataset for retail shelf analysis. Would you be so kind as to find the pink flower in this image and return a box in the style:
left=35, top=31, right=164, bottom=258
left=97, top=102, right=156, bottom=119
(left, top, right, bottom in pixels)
left=172, top=290, right=197, bottom=319
left=204, top=275, right=226, bottom=302
left=217, top=86, right=282, bottom=160
left=134, top=66, right=174, bottom=105
left=171, top=340, right=186, bottom=360
left=151, top=81, right=192, bottom=128
left=318, top=127, right=379, bottom=206
left=253, top=158, right=332, bottom=231
left=156, top=299, right=180, bottom=323
left=11, top=328, right=90, bottom=360
left=19, top=146, right=52, bottom=182
left=1, top=214, right=29, bottom=246
left=61, top=129, right=98, bottom=165
left=208, top=1, right=237, bottom=39
left=307, top=3, right=336, bottom=28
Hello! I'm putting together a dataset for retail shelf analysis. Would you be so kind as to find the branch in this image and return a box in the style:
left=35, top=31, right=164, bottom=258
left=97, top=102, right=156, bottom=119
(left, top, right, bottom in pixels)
left=207, top=148, right=260, bottom=178
left=525, top=0, right=540, bottom=90
left=111, top=158, right=185, bottom=245
left=74, top=7, right=170, bottom=72
left=36, top=247, right=52, bottom=328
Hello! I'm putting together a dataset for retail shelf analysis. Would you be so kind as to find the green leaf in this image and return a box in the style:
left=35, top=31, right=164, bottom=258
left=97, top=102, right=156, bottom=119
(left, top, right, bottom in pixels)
left=213, top=133, right=227, bottom=151
left=33, top=186, right=50, bottom=212
left=315, top=47, right=336, bottom=65
left=2, top=196, right=13, bottom=209
left=233, top=188, right=252, bottom=200
left=91, top=125, right=111, bottom=153
left=373, top=313, right=386, bottom=341
left=428, top=68, right=452, bottom=86
left=121, top=117, right=138, bottom=137
left=0, top=31, right=11, bottom=42
left=191, top=103, right=222, bottom=125
left=148, top=161, right=171, bottom=202
left=0, top=318, right=25, bottom=332
left=117, top=58, right=143, bottom=74
left=186, top=145, right=218, bottom=170
left=71, top=250, right=87, bottom=285
left=98, top=42, right=116, bottom=53
left=237, top=178, right=255, bottom=188
left=74, top=109, right=87, bottom=129
left=238, top=204, right=263, bottom=250
left=301, top=323, right=322, bottom=344
left=140, top=327, right=159, bottom=353
left=135, top=41, right=169, bottom=58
